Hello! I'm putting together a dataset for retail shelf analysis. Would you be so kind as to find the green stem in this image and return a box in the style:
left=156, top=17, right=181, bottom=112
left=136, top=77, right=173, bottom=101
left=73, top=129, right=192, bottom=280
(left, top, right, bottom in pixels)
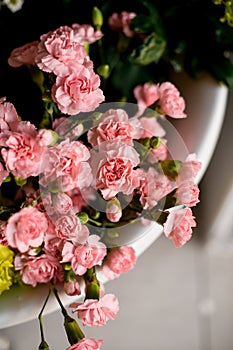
left=38, top=288, right=51, bottom=343
left=52, top=286, right=68, bottom=317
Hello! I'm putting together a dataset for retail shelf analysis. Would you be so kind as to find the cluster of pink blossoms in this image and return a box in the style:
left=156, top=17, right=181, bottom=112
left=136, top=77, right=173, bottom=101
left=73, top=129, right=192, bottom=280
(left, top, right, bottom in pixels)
left=8, top=24, right=105, bottom=115
left=0, top=15, right=202, bottom=350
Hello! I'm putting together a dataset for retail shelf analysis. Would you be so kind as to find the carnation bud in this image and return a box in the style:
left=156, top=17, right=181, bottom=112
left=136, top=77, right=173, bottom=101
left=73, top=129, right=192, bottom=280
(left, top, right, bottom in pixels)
left=47, top=130, right=59, bottom=146
left=77, top=212, right=89, bottom=224
left=64, top=315, right=85, bottom=345
left=38, top=340, right=50, bottom=350
left=92, top=6, right=103, bottom=28
left=106, top=197, right=122, bottom=222
left=97, top=64, right=110, bottom=79
left=159, top=160, right=182, bottom=181
left=14, top=176, right=27, bottom=187
left=150, top=136, right=161, bottom=149
left=138, top=137, right=151, bottom=149
left=84, top=268, right=100, bottom=300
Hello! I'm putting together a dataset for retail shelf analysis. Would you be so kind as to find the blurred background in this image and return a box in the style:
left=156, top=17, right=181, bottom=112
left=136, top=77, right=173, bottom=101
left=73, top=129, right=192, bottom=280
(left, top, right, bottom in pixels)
left=0, top=89, right=232, bottom=350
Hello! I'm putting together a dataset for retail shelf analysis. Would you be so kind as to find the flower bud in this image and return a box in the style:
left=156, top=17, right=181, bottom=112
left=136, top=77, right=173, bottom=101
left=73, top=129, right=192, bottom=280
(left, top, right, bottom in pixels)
left=84, top=268, right=100, bottom=300
left=14, top=176, right=27, bottom=187
left=97, top=64, right=110, bottom=79
left=150, top=136, right=161, bottom=149
left=106, top=197, right=122, bottom=223
left=64, top=315, right=85, bottom=345
left=139, top=137, right=151, bottom=149
left=38, top=340, right=50, bottom=350
left=159, top=160, right=182, bottom=181
left=77, top=212, right=89, bottom=224
left=92, top=6, right=103, bottom=28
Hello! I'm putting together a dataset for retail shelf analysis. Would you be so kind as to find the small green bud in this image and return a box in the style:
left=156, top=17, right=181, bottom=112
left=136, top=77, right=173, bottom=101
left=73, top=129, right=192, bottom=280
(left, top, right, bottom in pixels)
left=97, top=64, right=110, bottom=79
left=150, top=136, right=161, bottom=149
left=107, top=229, right=119, bottom=238
left=64, top=315, right=85, bottom=345
left=92, top=6, right=103, bottom=28
left=77, top=212, right=89, bottom=224
left=84, top=268, right=100, bottom=300
left=2, top=175, right=11, bottom=183
left=47, top=130, right=59, bottom=146
left=38, top=340, right=50, bottom=350
left=63, top=263, right=72, bottom=271
left=159, top=160, right=182, bottom=181
left=14, top=176, right=27, bottom=187
left=106, top=197, right=122, bottom=222
left=139, top=137, right=151, bottom=149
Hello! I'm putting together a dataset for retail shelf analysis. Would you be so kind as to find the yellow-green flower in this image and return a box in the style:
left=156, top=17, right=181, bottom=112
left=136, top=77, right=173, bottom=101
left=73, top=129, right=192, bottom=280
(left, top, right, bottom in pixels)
left=213, top=0, right=233, bottom=26
left=0, top=244, right=15, bottom=295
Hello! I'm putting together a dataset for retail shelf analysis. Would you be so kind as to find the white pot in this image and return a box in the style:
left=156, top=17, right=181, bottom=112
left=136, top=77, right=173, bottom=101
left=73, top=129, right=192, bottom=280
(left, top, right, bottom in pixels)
left=0, top=72, right=228, bottom=329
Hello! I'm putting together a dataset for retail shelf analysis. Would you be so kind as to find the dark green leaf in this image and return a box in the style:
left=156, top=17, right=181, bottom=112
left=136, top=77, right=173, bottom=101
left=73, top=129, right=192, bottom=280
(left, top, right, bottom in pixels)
left=128, top=33, right=166, bottom=65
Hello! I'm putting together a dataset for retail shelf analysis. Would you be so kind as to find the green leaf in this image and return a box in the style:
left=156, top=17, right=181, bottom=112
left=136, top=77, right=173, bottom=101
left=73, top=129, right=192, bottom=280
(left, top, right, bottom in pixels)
left=128, top=32, right=166, bottom=65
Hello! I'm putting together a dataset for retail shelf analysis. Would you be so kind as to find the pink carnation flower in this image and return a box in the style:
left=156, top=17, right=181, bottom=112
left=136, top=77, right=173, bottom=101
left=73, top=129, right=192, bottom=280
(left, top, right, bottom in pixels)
left=72, top=24, right=104, bottom=44
left=62, top=235, right=107, bottom=276
left=35, top=25, right=88, bottom=76
left=108, top=11, right=136, bottom=37
left=52, top=192, right=73, bottom=215
left=55, top=213, right=90, bottom=244
left=66, top=338, right=104, bottom=350
left=0, top=97, right=19, bottom=132
left=177, top=153, right=202, bottom=183
left=102, top=246, right=136, bottom=280
left=39, top=139, right=93, bottom=192
left=157, top=82, right=187, bottom=119
left=175, top=181, right=200, bottom=207
left=139, top=116, right=166, bottom=138
left=66, top=187, right=93, bottom=214
left=134, top=83, right=159, bottom=115
left=14, top=253, right=64, bottom=287
left=8, top=41, right=39, bottom=67
left=0, top=121, right=46, bottom=179
left=106, top=198, right=122, bottom=223
left=6, top=207, right=48, bottom=253
left=64, top=280, right=81, bottom=296
left=137, top=167, right=172, bottom=209
left=51, top=65, right=105, bottom=115
left=70, top=293, right=119, bottom=326
left=52, top=116, right=83, bottom=139
left=88, top=108, right=143, bottom=146
left=43, top=219, right=65, bottom=260
left=91, top=140, right=140, bottom=200
left=163, top=207, right=196, bottom=247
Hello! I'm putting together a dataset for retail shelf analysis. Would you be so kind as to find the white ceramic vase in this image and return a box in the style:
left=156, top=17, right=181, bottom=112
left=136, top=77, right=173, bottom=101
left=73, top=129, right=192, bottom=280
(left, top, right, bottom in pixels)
left=0, top=72, right=228, bottom=329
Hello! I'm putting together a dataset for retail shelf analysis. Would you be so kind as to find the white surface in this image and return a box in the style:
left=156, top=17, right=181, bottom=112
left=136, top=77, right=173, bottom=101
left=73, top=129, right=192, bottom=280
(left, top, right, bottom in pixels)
left=197, top=89, right=233, bottom=253
left=2, top=233, right=233, bottom=350
left=0, top=72, right=229, bottom=329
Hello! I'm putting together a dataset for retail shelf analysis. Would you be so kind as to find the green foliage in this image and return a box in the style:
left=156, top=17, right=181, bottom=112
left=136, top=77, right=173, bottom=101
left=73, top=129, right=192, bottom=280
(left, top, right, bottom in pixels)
left=128, top=33, right=166, bottom=65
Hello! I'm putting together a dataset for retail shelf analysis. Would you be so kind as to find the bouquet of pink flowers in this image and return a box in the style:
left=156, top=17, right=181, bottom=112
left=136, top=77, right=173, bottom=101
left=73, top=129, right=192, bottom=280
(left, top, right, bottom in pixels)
left=0, top=5, right=202, bottom=350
